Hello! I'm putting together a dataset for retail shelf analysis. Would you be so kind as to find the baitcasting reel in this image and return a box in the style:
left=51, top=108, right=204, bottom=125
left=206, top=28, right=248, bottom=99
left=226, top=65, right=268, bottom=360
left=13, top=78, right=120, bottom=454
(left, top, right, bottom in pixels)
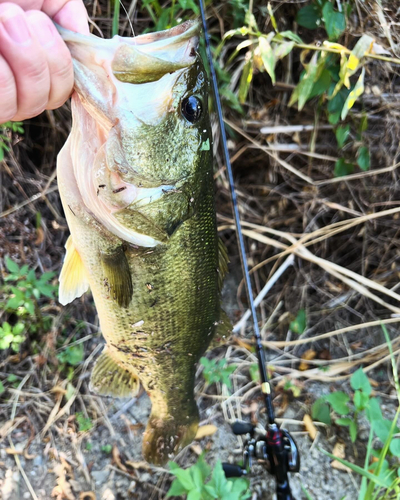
left=222, top=421, right=300, bottom=500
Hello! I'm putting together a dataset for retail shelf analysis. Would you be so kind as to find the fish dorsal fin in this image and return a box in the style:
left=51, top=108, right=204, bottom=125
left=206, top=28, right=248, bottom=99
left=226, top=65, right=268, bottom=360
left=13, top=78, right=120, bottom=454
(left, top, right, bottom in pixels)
left=100, top=247, right=133, bottom=308
left=90, top=347, right=140, bottom=398
left=218, top=238, right=229, bottom=291
left=59, top=236, right=90, bottom=305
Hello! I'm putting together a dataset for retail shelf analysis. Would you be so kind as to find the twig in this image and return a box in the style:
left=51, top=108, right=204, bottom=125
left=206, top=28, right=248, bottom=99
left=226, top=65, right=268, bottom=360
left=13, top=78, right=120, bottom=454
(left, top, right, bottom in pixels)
left=233, top=255, right=295, bottom=333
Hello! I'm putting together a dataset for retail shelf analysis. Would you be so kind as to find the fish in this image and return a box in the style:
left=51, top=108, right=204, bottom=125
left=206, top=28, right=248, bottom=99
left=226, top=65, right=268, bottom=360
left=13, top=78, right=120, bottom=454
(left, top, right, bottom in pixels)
left=56, top=21, right=230, bottom=465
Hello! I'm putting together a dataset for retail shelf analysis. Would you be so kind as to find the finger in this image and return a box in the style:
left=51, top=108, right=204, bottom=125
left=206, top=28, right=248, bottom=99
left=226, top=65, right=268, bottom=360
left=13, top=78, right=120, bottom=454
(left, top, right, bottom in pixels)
left=0, top=3, right=50, bottom=121
left=43, top=0, right=89, bottom=34
left=26, top=10, right=73, bottom=110
left=0, top=55, right=17, bottom=122
left=0, top=0, right=89, bottom=34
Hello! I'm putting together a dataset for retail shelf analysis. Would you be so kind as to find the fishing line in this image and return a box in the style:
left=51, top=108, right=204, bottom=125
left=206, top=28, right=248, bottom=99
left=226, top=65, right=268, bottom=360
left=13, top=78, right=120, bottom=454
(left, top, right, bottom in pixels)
left=198, top=0, right=275, bottom=424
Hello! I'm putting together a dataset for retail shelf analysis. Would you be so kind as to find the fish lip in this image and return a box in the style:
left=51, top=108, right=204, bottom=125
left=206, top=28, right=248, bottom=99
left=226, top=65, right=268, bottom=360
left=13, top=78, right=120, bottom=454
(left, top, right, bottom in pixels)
left=123, top=20, right=200, bottom=47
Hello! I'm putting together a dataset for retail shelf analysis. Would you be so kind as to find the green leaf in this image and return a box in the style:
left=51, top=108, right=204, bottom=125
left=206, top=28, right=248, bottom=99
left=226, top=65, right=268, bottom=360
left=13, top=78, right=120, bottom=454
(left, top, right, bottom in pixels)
left=389, top=438, right=400, bottom=457
left=336, top=417, right=352, bottom=426
left=334, top=158, right=354, bottom=177
left=312, top=398, right=331, bottom=425
left=289, top=52, right=320, bottom=110
left=373, top=418, right=399, bottom=444
left=279, top=31, right=303, bottom=44
left=353, top=390, right=369, bottom=411
left=341, top=68, right=365, bottom=120
left=309, top=68, right=332, bottom=99
left=357, top=146, right=370, bottom=171
left=322, top=2, right=346, bottom=41
left=239, top=57, right=253, bottom=104
left=170, top=467, right=194, bottom=491
left=296, top=5, right=321, bottom=30
left=335, top=124, right=350, bottom=148
left=350, top=368, right=372, bottom=396
left=5, top=257, right=19, bottom=274
left=326, top=392, right=350, bottom=415
left=366, top=396, right=383, bottom=426
left=75, top=412, right=93, bottom=432
left=249, top=363, right=260, bottom=382
left=274, top=41, right=295, bottom=61
left=289, top=308, right=306, bottom=334
left=259, top=37, right=276, bottom=84
left=349, top=419, right=358, bottom=442
left=167, top=478, right=187, bottom=497
left=187, top=489, right=201, bottom=500
left=0, top=381, right=5, bottom=395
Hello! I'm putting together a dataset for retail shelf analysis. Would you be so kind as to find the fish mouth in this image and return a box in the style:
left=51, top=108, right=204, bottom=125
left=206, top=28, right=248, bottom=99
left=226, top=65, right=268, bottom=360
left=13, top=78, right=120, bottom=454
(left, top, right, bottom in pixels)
left=56, top=20, right=200, bottom=84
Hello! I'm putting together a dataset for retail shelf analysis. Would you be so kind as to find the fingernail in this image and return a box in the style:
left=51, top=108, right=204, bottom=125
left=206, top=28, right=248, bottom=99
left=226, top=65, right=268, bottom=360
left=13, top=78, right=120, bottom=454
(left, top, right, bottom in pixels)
left=1, top=12, right=31, bottom=45
left=35, top=19, right=56, bottom=47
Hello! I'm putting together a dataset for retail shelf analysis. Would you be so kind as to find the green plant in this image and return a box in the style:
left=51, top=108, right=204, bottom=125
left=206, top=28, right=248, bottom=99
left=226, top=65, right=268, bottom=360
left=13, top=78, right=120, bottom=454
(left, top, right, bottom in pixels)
left=296, top=0, right=348, bottom=41
left=0, top=258, right=57, bottom=352
left=57, top=343, right=85, bottom=367
left=0, top=121, right=24, bottom=161
left=3, top=257, right=57, bottom=316
left=167, top=453, right=250, bottom=499
left=0, top=322, right=25, bottom=352
left=75, top=412, right=93, bottom=432
left=200, top=357, right=237, bottom=390
left=317, top=326, right=400, bottom=499
left=101, top=444, right=112, bottom=454
left=221, top=3, right=400, bottom=176
left=312, top=367, right=373, bottom=442
left=289, top=309, right=307, bottom=335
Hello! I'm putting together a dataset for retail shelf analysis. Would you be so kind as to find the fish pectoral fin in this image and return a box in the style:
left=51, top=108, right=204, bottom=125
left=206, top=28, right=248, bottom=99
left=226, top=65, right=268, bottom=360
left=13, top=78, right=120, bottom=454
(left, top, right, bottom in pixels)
left=59, top=236, right=90, bottom=305
left=90, top=347, right=140, bottom=398
left=100, top=247, right=133, bottom=308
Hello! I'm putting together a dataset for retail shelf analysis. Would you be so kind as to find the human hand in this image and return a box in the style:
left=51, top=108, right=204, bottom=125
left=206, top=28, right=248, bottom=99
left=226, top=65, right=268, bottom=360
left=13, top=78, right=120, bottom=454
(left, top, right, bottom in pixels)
left=0, top=0, right=89, bottom=123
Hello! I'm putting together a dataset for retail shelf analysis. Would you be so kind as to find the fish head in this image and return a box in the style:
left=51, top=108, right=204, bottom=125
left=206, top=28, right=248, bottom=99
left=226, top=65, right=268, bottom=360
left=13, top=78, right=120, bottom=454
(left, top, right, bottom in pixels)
left=58, top=21, right=212, bottom=245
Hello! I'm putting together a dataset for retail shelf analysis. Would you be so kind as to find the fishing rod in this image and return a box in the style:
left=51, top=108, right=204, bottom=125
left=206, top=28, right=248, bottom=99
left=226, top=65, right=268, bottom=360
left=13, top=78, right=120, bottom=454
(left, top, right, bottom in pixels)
left=198, top=2, right=300, bottom=498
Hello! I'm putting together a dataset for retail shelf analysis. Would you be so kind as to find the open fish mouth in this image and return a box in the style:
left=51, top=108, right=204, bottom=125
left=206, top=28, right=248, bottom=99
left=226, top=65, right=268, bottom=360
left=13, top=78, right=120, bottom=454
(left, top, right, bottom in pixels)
left=56, top=20, right=200, bottom=84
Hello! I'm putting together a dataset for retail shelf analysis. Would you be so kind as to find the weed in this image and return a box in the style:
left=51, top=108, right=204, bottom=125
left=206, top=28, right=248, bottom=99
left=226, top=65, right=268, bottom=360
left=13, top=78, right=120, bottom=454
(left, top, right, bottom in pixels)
left=167, top=453, right=250, bottom=499
left=289, top=309, right=307, bottom=335
left=222, top=3, right=387, bottom=176
left=0, top=257, right=57, bottom=352
left=101, top=444, right=112, bottom=454
left=314, top=326, right=400, bottom=499
left=200, top=357, right=237, bottom=390
left=75, top=412, right=93, bottom=432
left=0, top=121, right=24, bottom=161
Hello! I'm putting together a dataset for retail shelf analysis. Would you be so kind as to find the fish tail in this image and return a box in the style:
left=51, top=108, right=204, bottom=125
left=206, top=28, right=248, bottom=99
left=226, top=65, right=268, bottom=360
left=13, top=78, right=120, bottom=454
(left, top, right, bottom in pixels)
left=142, top=407, right=199, bottom=465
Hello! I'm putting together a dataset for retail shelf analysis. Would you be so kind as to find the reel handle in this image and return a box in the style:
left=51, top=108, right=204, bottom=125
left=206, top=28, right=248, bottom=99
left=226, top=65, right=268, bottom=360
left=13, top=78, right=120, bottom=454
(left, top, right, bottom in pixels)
left=222, top=463, right=247, bottom=478
left=231, top=421, right=255, bottom=436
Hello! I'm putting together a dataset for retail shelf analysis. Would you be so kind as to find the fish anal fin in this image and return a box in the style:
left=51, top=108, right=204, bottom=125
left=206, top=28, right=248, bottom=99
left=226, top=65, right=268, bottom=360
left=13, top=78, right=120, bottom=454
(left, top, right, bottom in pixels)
left=59, top=236, right=90, bottom=305
left=90, top=347, right=140, bottom=398
left=218, top=238, right=229, bottom=291
left=100, top=247, right=133, bottom=307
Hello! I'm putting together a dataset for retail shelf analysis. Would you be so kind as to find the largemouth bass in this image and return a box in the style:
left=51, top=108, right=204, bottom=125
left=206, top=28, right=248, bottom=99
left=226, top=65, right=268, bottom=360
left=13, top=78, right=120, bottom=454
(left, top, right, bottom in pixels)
left=56, top=21, right=229, bottom=465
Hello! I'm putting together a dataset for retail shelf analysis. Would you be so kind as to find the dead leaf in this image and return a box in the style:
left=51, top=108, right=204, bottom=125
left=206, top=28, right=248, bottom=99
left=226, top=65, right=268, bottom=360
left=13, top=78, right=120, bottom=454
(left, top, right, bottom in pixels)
left=190, top=444, right=202, bottom=456
left=125, top=460, right=152, bottom=472
left=299, top=349, right=317, bottom=371
left=331, top=441, right=352, bottom=472
left=112, top=445, right=128, bottom=473
left=303, top=414, right=317, bottom=441
left=51, top=463, right=75, bottom=500
left=35, top=227, right=45, bottom=246
left=195, top=424, right=218, bottom=440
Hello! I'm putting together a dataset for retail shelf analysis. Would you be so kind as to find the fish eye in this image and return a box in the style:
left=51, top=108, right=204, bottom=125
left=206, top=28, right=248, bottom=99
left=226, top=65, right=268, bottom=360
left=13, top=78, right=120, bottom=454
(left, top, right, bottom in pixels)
left=181, top=96, right=202, bottom=123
